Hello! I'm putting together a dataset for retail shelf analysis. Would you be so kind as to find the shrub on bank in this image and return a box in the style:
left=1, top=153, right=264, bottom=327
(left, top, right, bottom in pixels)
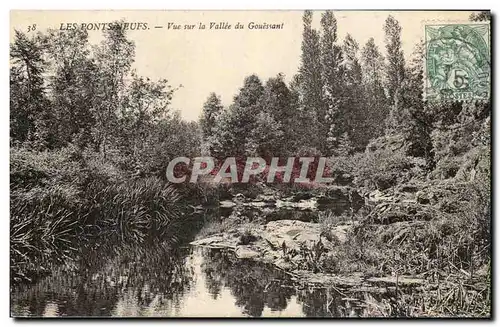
left=10, top=145, right=85, bottom=191
left=352, top=149, right=426, bottom=190
left=10, top=146, right=184, bottom=283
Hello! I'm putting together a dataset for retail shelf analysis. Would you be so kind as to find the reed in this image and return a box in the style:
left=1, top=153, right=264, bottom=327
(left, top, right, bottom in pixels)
left=10, top=147, right=185, bottom=284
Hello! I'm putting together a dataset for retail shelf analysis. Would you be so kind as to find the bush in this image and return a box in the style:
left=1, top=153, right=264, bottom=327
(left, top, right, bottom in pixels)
left=430, top=156, right=461, bottom=180
left=353, top=149, right=425, bottom=190
left=326, top=156, right=355, bottom=185
left=10, top=184, right=85, bottom=282
left=81, top=149, right=128, bottom=184
left=84, top=176, right=181, bottom=243
left=10, top=146, right=185, bottom=284
left=10, top=145, right=85, bottom=191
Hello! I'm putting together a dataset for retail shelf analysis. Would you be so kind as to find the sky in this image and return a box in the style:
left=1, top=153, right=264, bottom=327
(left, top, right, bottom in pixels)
left=10, top=10, right=478, bottom=121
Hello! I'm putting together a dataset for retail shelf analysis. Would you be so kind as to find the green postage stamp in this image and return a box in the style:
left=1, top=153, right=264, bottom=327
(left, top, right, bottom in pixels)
left=424, top=23, right=490, bottom=102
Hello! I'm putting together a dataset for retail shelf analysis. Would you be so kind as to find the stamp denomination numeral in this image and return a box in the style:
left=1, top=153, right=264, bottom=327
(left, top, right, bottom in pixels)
left=452, top=70, right=469, bottom=89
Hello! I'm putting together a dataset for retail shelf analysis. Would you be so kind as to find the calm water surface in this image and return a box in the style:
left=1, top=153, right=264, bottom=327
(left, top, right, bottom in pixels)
left=12, top=245, right=364, bottom=317
left=12, top=200, right=367, bottom=318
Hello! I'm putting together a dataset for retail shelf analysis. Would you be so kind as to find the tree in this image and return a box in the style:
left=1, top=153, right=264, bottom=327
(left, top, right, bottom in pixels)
left=10, top=30, right=52, bottom=148
left=287, top=73, right=319, bottom=152
left=320, top=10, right=345, bottom=155
left=141, top=111, right=201, bottom=175
left=360, top=38, right=389, bottom=144
left=92, top=22, right=135, bottom=157
left=233, top=74, right=264, bottom=108
left=245, top=112, right=284, bottom=158
left=261, top=73, right=293, bottom=155
left=383, top=15, right=406, bottom=133
left=361, top=38, right=385, bottom=87
left=209, top=107, right=237, bottom=159
left=337, top=131, right=354, bottom=157
left=9, top=20, right=198, bottom=179
left=399, top=41, right=433, bottom=160
left=45, top=28, right=96, bottom=149
left=200, top=92, right=223, bottom=139
left=118, top=72, right=174, bottom=165
left=210, top=75, right=264, bottom=158
left=325, top=99, right=342, bottom=155
left=340, top=34, right=364, bottom=151
left=298, top=11, right=323, bottom=150
left=342, top=34, right=362, bottom=87
left=262, top=73, right=292, bottom=120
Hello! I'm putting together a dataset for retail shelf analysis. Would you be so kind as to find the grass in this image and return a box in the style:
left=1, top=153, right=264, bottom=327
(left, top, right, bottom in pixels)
left=238, top=228, right=259, bottom=245
left=359, top=276, right=491, bottom=317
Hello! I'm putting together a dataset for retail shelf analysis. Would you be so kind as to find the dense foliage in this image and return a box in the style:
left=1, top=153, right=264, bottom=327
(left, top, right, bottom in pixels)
left=10, top=22, right=200, bottom=283
left=11, top=13, right=491, bottom=317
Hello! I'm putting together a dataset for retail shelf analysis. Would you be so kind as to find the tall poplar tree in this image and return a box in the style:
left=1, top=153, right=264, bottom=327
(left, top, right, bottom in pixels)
left=320, top=10, right=345, bottom=155
left=200, top=92, right=223, bottom=139
left=298, top=10, right=323, bottom=151
left=383, top=15, right=406, bottom=133
left=361, top=38, right=389, bottom=143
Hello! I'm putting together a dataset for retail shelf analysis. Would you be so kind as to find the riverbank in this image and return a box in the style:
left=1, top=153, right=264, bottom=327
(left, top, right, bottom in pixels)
left=10, top=146, right=195, bottom=284
left=191, top=176, right=491, bottom=317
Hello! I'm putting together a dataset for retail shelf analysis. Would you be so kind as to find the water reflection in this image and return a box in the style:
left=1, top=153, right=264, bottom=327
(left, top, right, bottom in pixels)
left=12, top=196, right=369, bottom=318
left=200, top=247, right=295, bottom=316
left=12, top=241, right=368, bottom=317
left=219, top=190, right=365, bottom=223
left=11, top=240, right=193, bottom=317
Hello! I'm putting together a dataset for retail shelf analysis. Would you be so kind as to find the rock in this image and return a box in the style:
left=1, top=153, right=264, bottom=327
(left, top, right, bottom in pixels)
left=367, top=190, right=394, bottom=203
left=297, top=198, right=318, bottom=209
left=321, top=187, right=351, bottom=202
left=234, top=193, right=246, bottom=202
left=290, top=192, right=314, bottom=202
left=291, top=270, right=364, bottom=287
left=235, top=246, right=260, bottom=259
left=336, top=173, right=354, bottom=186
left=365, top=134, right=406, bottom=153
left=275, top=258, right=293, bottom=270
left=264, top=220, right=322, bottom=251
left=416, top=190, right=437, bottom=205
left=192, top=219, right=353, bottom=286
left=255, top=194, right=277, bottom=202
left=191, top=235, right=238, bottom=249
left=367, top=202, right=434, bottom=225
left=398, top=184, right=420, bottom=193
left=366, top=276, right=425, bottom=287
left=243, top=201, right=272, bottom=208
left=330, top=225, right=350, bottom=244
left=416, top=191, right=430, bottom=204
left=275, top=198, right=318, bottom=210
left=350, top=190, right=365, bottom=210
left=220, top=200, right=236, bottom=208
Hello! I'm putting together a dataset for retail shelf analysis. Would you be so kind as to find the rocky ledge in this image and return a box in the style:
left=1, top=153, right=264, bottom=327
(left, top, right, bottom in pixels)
left=190, top=219, right=425, bottom=291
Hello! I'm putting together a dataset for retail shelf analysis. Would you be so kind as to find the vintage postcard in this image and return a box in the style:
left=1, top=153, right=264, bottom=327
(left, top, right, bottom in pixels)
left=10, top=10, right=491, bottom=318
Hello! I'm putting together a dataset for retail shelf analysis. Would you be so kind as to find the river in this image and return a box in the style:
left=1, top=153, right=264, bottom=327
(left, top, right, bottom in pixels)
left=11, top=194, right=372, bottom=318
